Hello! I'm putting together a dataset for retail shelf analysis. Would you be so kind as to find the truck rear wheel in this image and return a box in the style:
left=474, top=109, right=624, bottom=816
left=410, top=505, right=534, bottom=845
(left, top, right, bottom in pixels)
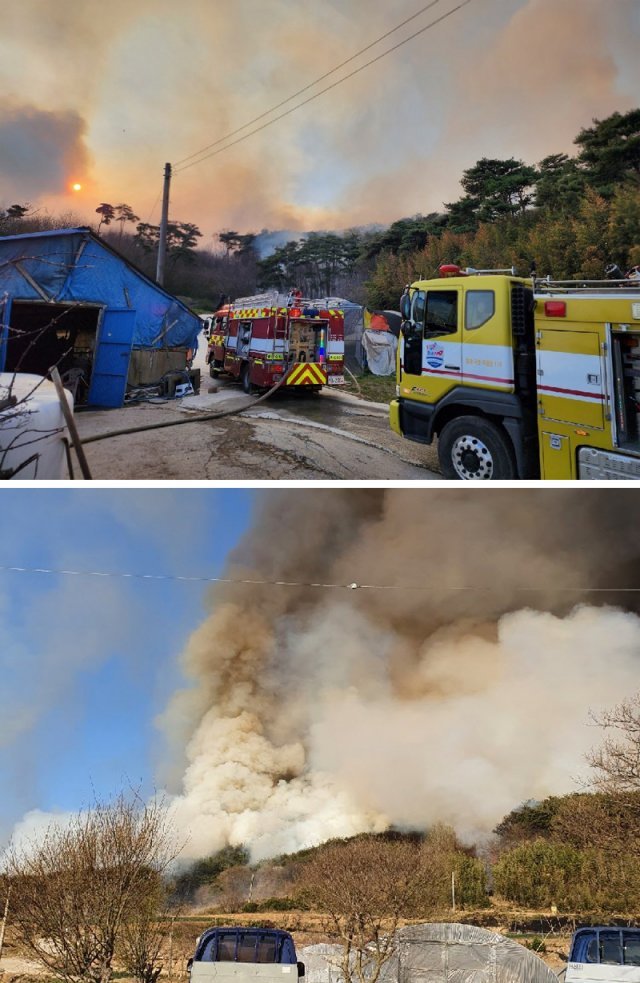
left=438, top=416, right=516, bottom=480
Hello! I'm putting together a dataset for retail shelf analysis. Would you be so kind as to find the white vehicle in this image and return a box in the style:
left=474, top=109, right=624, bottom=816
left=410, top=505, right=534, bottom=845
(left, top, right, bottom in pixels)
left=0, top=373, right=72, bottom=479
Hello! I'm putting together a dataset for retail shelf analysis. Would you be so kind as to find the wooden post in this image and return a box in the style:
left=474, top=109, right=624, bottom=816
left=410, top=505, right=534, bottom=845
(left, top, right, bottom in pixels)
left=168, top=914, right=175, bottom=983
left=0, top=887, right=10, bottom=962
left=451, top=870, right=456, bottom=912
left=50, top=367, right=92, bottom=480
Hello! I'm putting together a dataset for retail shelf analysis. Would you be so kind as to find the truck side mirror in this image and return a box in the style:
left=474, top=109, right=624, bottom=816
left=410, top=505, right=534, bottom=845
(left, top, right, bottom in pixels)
left=400, top=292, right=411, bottom=320
left=297, top=962, right=305, bottom=978
left=186, top=958, right=193, bottom=975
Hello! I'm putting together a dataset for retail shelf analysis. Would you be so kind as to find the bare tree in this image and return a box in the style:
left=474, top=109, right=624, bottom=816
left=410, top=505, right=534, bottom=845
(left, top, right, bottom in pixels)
left=3, top=793, right=178, bottom=983
left=588, top=694, right=640, bottom=792
left=300, top=836, right=426, bottom=983
left=118, top=875, right=179, bottom=983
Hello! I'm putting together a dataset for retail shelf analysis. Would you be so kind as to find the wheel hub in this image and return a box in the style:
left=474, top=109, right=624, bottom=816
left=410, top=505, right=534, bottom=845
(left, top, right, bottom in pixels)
left=451, top=434, right=494, bottom=480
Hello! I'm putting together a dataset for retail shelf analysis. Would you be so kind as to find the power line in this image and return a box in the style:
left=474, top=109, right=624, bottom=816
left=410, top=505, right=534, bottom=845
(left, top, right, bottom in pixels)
left=145, top=190, right=163, bottom=224
left=173, top=0, right=443, bottom=169
left=174, top=0, right=475, bottom=174
left=0, top=565, right=638, bottom=593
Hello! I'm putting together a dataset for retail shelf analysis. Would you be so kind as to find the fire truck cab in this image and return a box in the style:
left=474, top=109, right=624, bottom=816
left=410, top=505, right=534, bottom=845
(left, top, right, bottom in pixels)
left=390, top=265, right=640, bottom=480
left=206, top=291, right=345, bottom=394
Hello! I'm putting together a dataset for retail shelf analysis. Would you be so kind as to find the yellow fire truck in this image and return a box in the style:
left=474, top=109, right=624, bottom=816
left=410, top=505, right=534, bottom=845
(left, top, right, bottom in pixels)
left=389, top=264, right=640, bottom=479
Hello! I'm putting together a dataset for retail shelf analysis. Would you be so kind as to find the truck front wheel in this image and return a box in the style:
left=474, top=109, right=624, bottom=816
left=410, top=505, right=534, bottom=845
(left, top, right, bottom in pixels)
left=438, top=416, right=516, bottom=480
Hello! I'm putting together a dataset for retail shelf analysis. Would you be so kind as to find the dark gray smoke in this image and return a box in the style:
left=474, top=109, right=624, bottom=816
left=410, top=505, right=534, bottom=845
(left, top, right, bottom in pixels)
left=0, top=102, right=90, bottom=195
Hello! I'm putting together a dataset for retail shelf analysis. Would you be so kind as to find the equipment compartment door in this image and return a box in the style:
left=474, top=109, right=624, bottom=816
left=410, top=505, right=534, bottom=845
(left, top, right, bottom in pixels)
left=536, top=329, right=604, bottom=429
left=0, top=294, right=12, bottom=372
left=236, top=321, right=252, bottom=359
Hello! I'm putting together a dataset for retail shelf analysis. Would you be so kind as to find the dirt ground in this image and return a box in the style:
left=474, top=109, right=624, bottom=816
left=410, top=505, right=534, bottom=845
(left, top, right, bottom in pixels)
left=0, top=955, right=46, bottom=978
left=69, top=348, right=441, bottom=481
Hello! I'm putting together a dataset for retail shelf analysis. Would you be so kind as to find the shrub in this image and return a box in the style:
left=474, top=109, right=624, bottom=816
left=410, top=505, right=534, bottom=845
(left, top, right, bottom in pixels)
left=525, top=937, right=547, bottom=953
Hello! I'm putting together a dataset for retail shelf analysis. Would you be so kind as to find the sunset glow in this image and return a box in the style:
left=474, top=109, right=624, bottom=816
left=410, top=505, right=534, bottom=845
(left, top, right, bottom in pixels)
left=1, top=1, right=638, bottom=236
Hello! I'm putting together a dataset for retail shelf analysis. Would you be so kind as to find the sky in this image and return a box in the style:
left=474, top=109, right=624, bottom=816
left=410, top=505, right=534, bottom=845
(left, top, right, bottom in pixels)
left=0, top=0, right=638, bottom=245
left=4, top=487, right=640, bottom=865
left=0, top=488, right=253, bottom=845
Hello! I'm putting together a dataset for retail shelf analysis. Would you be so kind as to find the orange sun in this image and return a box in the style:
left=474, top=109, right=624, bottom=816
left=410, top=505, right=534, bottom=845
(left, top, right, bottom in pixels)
left=72, top=182, right=82, bottom=192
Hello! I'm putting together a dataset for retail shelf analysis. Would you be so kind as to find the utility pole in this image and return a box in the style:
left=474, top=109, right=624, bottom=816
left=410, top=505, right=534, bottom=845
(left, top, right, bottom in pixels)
left=168, top=912, right=176, bottom=983
left=156, top=162, right=172, bottom=286
left=451, top=870, right=456, bottom=912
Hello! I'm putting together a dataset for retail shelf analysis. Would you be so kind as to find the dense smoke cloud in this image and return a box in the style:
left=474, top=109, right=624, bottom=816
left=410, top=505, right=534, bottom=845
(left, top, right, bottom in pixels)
left=165, top=490, right=640, bottom=860
left=0, top=103, right=90, bottom=196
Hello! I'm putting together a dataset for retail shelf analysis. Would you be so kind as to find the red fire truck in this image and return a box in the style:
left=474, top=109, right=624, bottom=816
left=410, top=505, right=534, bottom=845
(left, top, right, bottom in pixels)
left=206, top=291, right=345, bottom=393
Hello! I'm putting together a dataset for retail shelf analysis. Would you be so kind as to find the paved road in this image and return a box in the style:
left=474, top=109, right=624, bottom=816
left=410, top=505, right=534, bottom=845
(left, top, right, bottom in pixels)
left=73, top=357, right=441, bottom=481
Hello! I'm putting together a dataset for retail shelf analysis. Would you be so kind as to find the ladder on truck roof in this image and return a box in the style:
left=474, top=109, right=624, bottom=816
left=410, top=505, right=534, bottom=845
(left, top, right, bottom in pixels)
left=231, top=291, right=343, bottom=310
left=464, top=266, right=517, bottom=276
left=230, top=291, right=282, bottom=308
left=534, top=275, right=640, bottom=294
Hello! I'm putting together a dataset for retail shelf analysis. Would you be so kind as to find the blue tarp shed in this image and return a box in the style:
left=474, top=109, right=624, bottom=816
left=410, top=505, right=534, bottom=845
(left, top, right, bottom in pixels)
left=0, top=227, right=202, bottom=406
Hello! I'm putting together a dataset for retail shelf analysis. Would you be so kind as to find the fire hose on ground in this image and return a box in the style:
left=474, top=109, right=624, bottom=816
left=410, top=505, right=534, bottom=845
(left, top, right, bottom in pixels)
left=64, top=367, right=305, bottom=478
left=62, top=363, right=368, bottom=479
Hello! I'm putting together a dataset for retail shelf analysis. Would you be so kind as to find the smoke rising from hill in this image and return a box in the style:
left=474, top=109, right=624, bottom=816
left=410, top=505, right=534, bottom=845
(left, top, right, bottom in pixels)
left=164, top=490, right=640, bottom=860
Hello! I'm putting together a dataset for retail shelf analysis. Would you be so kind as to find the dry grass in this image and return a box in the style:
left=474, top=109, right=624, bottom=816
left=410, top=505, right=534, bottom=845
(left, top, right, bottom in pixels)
left=342, top=373, right=396, bottom=404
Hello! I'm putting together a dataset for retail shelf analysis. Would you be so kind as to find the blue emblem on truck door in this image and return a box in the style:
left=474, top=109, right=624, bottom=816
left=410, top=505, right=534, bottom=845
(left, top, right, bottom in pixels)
left=425, top=343, right=445, bottom=369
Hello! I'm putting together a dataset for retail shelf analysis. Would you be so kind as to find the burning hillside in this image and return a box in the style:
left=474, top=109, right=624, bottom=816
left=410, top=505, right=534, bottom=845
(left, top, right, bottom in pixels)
left=164, top=490, right=640, bottom=860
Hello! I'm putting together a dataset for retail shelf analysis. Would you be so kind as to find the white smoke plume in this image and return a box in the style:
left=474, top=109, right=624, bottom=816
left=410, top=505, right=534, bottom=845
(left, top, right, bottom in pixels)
left=163, top=489, right=640, bottom=861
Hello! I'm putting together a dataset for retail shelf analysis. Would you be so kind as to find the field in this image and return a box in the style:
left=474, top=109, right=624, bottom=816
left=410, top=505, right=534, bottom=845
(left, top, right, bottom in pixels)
left=0, top=903, right=587, bottom=982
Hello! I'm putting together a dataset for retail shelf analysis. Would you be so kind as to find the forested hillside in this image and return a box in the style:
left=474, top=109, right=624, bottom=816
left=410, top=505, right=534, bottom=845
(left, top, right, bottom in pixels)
left=1, top=109, right=637, bottom=309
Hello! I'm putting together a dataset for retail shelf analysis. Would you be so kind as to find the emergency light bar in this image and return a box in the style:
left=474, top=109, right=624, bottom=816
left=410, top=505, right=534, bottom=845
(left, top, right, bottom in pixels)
left=438, top=264, right=518, bottom=278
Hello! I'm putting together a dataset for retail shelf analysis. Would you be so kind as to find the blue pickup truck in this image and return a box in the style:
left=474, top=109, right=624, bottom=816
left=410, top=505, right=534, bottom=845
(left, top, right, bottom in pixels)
left=564, top=927, right=640, bottom=981
left=188, top=928, right=305, bottom=983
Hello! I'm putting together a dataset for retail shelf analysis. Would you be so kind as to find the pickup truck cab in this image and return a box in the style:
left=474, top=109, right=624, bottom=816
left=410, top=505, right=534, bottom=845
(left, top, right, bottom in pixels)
left=565, top=927, right=640, bottom=981
left=188, top=928, right=305, bottom=983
